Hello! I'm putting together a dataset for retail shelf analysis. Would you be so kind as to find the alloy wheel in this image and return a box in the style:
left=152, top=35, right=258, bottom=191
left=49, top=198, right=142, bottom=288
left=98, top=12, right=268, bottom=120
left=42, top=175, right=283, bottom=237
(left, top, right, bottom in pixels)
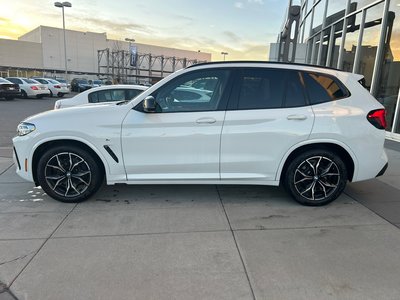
left=44, top=152, right=92, bottom=198
left=293, top=156, right=340, bottom=201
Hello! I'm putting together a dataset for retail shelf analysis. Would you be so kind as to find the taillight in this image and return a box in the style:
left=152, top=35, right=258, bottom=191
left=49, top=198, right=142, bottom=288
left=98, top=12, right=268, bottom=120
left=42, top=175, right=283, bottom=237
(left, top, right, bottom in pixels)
left=31, top=86, right=38, bottom=90
left=367, top=109, right=386, bottom=130
left=54, top=85, right=61, bottom=88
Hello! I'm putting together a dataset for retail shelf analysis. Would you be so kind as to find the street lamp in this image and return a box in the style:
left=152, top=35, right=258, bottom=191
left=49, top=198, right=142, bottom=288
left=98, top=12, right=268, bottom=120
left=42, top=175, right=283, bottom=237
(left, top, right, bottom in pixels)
left=54, top=2, right=72, bottom=77
left=221, top=51, right=228, bottom=61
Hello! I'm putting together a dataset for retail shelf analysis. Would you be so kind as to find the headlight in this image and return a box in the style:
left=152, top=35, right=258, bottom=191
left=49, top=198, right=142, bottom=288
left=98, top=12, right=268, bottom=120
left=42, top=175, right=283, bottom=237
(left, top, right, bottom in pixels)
left=17, top=122, right=36, bottom=136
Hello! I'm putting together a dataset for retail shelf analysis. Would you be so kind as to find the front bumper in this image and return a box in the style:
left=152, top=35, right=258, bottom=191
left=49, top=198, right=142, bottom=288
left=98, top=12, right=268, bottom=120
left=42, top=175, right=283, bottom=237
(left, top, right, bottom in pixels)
left=12, top=135, right=35, bottom=182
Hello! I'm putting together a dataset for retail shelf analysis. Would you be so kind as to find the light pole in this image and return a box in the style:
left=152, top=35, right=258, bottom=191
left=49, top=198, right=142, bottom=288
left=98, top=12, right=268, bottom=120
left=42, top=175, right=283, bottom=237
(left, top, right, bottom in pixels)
left=221, top=51, right=228, bottom=61
left=54, top=2, right=72, bottom=78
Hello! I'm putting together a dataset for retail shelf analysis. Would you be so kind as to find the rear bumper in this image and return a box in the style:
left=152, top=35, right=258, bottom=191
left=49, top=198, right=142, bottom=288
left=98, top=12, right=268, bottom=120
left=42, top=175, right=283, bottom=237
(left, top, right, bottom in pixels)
left=26, top=89, right=51, bottom=97
left=0, top=90, right=21, bottom=97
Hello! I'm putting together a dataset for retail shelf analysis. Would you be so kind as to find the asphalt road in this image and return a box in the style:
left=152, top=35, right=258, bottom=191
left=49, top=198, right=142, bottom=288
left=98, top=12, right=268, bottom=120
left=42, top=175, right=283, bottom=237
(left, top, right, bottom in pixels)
left=0, top=97, right=61, bottom=148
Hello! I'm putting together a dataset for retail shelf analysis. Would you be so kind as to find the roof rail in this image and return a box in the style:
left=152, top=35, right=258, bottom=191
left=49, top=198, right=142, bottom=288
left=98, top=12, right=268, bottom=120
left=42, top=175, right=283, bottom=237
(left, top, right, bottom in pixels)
left=187, top=60, right=342, bottom=72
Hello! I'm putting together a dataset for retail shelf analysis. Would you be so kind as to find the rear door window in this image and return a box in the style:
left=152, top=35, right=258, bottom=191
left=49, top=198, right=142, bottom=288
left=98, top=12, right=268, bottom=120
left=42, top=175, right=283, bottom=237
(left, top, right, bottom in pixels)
left=8, top=78, right=23, bottom=84
left=22, top=78, right=38, bottom=84
left=284, top=71, right=307, bottom=108
left=35, top=79, right=48, bottom=84
left=303, top=72, right=349, bottom=104
left=236, top=68, right=286, bottom=110
left=88, top=89, right=127, bottom=103
left=125, top=89, right=143, bottom=100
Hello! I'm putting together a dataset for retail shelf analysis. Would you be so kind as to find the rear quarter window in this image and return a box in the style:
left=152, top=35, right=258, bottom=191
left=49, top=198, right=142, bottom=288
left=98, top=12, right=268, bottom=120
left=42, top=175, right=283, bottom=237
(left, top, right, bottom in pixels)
left=303, top=72, right=349, bottom=105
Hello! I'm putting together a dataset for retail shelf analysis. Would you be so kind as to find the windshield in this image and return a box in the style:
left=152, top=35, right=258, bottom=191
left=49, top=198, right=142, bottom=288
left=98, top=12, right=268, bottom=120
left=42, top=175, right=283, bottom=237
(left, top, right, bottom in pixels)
left=48, top=79, right=60, bottom=84
left=94, top=80, right=102, bottom=84
left=57, top=79, right=67, bottom=83
left=22, top=78, right=39, bottom=84
left=34, top=79, right=48, bottom=84
left=0, top=78, right=11, bottom=83
left=77, top=79, right=88, bottom=84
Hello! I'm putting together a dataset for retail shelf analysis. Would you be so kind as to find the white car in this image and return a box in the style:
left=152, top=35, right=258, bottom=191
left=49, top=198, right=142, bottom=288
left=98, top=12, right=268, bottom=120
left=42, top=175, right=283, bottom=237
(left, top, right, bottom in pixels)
left=13, top=62, right=388, bottom=206
left=6, top=77, right=50, bottom=99
left=54, top=84, right=148, bottom=109
left=32, top=78, right=69, bottom=97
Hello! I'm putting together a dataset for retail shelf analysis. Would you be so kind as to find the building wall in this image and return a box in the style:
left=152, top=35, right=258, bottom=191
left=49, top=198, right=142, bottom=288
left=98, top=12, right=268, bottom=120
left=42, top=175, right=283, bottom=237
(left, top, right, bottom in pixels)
left=275, top=0, right=400, bottom=137
left=16, top=26, right=211, bottom=75
left=269, top=43, right=307, bottom=63
left=0, top=26, right=212, bottom=83
left=0, top=39, right=43, bottom=69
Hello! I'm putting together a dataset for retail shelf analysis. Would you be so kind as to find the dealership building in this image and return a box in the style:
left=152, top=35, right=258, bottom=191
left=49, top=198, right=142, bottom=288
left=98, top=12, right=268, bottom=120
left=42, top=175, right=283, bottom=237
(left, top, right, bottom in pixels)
left=270, top=0, right=400, bottom=140
left=0, top=26, right=211, bottom=84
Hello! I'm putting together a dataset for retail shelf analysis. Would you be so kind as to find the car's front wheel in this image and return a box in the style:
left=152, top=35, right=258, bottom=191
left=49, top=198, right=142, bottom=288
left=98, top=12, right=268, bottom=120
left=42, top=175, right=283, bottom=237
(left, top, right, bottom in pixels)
left=37, top=145, right=103, bottom=203
left=284, top=149, right=348, bottom=206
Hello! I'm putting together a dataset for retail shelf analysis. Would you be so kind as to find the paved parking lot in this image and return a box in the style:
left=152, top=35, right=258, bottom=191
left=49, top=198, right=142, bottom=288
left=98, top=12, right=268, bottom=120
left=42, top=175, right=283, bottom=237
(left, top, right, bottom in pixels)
left=1, top=96, right=400, bottom=300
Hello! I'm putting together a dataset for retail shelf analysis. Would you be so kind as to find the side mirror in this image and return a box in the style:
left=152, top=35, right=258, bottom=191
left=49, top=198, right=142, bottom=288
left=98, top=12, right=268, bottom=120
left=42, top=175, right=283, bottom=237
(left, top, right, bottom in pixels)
left=143, top=96, right=156, bottom=112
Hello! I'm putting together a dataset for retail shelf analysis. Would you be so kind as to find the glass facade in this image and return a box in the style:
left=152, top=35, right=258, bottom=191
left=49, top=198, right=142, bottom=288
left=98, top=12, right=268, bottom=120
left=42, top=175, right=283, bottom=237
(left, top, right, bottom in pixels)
left=296, top=0, right=400, bottom=138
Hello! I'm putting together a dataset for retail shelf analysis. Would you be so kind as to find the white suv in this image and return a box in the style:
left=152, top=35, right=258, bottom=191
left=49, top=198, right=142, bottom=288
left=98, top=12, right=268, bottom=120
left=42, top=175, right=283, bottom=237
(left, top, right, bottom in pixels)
left=12, top=62, right=388, bottom=206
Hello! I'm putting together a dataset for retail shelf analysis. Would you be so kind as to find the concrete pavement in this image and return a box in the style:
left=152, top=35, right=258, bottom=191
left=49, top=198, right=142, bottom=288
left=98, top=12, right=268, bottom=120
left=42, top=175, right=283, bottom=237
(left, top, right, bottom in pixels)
left=1, top=98, right=400, bottom=299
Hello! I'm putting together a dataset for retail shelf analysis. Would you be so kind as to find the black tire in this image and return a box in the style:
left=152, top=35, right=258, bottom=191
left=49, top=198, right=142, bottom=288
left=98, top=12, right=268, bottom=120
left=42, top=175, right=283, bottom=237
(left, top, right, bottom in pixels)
left=283, top=149, right=348, bottom=206
left=37, top=145, right=104, bottom=203
left=49, top=90, right=53, bottom=97
left=5, top=96, right=14, bottom=100
left=57, top=93, right=64, bottom=97
left=20, top=90, right=27, bottom=99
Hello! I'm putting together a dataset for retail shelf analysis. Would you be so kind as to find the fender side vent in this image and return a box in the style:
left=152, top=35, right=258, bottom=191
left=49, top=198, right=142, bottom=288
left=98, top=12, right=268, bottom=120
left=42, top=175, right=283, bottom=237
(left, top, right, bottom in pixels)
left=103, top=145, right=119, bottom=163
left=13, top=147, right=21, bottom=170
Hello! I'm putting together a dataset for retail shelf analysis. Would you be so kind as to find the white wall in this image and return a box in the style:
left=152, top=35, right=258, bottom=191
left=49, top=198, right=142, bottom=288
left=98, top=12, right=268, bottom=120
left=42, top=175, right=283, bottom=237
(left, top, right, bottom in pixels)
left=0, top=39, right=43, bottom=69
left=16, top=26, right=211, bottom=75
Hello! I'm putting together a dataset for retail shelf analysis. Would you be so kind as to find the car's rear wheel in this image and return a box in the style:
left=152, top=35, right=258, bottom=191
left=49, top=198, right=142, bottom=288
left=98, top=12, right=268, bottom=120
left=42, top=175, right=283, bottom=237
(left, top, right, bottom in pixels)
left=284, top=149, right=348, bottom=206
left=37, top=145, right=103, bottom=203
left=57, top=93, right=64, bottom=97
left=49, top=90, right=53, bottom=97
left=20, top=90, right=27, bottom=99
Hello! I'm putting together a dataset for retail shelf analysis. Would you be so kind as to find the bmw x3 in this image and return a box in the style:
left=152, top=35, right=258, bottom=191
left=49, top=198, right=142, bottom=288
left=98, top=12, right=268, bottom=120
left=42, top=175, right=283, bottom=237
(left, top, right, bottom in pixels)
left=13, top=62, right=388, bottom=205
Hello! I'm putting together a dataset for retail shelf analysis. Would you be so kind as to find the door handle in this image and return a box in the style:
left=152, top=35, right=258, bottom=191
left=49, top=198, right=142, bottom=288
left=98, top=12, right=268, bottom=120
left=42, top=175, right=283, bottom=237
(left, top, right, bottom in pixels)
left=287, top=114, right=307, bottom=121
left=196, top=117, right=216, bottom=124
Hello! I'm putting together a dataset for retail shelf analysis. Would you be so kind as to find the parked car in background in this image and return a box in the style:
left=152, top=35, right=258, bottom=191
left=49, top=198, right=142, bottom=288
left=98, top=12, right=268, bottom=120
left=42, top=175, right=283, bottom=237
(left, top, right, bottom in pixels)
left=55, top=78, right=70, bottom=89
left=32, top=78, right=69, bottom=97
left=88, top=79, right=103, bottom=87
left=14, top=62, right=387, bottom=205
left=6, top=77, right=50, bottom=99
left=70, top=78, right=92, bottom=92
left=54, top=84, right=148, bottom=109
left=0, top=77, right=21, bottom=100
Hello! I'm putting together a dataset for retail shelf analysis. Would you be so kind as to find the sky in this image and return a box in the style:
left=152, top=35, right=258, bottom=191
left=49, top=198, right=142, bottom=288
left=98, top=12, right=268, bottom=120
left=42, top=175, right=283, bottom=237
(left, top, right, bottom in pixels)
left=0, top=0, right=288, bottom=60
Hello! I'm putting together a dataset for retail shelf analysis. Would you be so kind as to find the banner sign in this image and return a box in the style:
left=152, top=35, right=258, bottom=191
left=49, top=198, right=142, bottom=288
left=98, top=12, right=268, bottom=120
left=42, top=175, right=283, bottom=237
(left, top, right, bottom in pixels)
left=130, top=45, right=137, bottom=67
